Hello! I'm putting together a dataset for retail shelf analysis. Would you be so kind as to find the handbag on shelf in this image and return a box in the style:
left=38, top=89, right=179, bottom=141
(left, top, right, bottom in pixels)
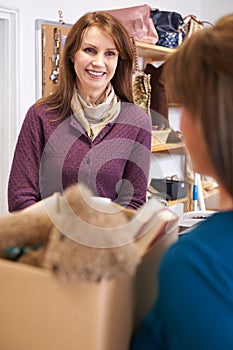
left=182, top=15, right=204, bottom=38
left=150, top=9, right=184, bottom=48
left=182, top=15, right=213, bottom=39
left=131, top=38, right=151, bottom=116
left=106, top=4, right=158, bottom=44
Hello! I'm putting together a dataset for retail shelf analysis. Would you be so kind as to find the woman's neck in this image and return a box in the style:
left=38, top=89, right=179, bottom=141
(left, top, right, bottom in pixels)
left=76, top=84, right=110, bottom=105
left=80, top=91, right=105, bottom=105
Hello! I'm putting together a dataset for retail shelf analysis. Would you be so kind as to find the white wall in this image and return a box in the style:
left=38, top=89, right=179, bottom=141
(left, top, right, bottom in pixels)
left=201, top=0, right=233, bottom=23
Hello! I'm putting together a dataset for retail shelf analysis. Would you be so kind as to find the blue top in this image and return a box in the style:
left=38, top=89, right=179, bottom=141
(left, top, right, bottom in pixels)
left=131, top=210, right=233, bottom=350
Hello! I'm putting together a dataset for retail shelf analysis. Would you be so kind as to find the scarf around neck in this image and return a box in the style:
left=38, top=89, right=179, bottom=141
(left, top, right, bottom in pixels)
left=71, top=84, right=121, bottom=139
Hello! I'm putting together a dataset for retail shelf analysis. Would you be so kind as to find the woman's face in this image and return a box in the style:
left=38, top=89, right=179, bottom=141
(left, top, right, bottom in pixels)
left=72, top=26, right=119, bottom=103
left=180, top=107, right=216, bottom=177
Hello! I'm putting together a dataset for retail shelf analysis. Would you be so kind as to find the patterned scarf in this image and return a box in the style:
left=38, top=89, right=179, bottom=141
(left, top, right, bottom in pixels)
left=71, top=84, right=121, bottom=139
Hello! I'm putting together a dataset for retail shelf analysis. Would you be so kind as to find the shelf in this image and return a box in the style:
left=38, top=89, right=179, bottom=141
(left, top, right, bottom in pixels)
left=167, top=196, right=189, bottom=207
left=151, top=142, right=184, bottom=153
left=135, top=41, right=176, bottom=61
left=203, top=187, right=219, bottom=199
left=203, top=187, right=219, bottom=211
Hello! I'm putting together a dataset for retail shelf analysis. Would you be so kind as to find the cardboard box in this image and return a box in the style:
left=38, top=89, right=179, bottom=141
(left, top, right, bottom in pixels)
left=0, top=259, right=134, bottom=350
left=0, top=230, right=177, bottom=350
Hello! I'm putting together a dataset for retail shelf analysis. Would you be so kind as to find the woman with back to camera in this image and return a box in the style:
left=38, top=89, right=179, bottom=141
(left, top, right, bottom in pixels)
left=131, top=13, right=233, bottom=350
left=8, top=11, right=151, bottom=212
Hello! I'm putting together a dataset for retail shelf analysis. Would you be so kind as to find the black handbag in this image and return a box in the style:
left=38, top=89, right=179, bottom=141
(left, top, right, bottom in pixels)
left=150, top=9, right=184, bottom=48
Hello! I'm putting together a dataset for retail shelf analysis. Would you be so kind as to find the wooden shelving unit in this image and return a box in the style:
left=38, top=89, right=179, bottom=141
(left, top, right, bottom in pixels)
left=151, top=142, right=184, bottom=153
left=135, top=41, right=176, bottom=61
left=203, top=187, right=219, bottom=199
left=137, top=41, right=189, bottom=210
left=167, top=196, right=189, bottom=207
left=136, top=41, right=220, bottom=212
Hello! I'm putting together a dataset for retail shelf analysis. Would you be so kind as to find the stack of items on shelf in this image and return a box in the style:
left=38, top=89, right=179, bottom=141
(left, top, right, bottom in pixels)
left=151, top=126, right=182, bottom=147
left=151, top=126, right=171, bottom=147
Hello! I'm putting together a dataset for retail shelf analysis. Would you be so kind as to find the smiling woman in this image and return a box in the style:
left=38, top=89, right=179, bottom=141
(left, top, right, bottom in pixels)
left=8, top=11, right=152, bottom=213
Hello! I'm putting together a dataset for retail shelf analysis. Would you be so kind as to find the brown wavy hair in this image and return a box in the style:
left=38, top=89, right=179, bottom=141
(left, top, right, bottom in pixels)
left=36, top=11, right=135, bottom=118
left=165, top=13, right=233, bottom=198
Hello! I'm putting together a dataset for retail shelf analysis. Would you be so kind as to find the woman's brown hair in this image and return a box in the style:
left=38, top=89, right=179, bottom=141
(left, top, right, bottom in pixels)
left=165, top=13, right=233, bottom=197
left=36, top=11, right=135, bottom=117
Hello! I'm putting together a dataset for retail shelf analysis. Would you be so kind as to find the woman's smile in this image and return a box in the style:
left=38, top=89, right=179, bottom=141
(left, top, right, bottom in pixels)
left=85, top=69, right=106, bottom=78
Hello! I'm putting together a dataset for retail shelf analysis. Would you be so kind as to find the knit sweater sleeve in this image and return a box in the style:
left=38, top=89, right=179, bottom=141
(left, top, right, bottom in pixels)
left=8, top=105, right=45, bottom=212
